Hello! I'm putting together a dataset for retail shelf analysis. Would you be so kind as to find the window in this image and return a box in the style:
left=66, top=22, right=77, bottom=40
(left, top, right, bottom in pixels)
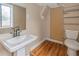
left=0, top=4, right=13, bottom=28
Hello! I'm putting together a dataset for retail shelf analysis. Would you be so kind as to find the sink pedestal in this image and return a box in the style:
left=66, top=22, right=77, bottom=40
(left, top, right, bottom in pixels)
left=17, top=47, right=26, bottom=56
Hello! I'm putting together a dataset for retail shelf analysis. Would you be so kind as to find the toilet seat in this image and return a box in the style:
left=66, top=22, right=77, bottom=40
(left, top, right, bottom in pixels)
left=65, top=39, right=79, bottom=50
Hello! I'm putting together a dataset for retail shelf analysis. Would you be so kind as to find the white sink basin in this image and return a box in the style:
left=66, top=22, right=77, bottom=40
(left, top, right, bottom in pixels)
left=6, top=35, right=32, bottom=45
left=1, top=34, right=37, bottom=52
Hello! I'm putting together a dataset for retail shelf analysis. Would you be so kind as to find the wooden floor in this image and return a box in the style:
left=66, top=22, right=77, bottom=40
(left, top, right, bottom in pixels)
left=31, top=40, right=67, bottom=56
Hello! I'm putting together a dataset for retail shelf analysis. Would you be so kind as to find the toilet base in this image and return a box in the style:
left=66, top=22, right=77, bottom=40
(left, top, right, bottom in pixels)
left=67, top=48, right=77, bottom=56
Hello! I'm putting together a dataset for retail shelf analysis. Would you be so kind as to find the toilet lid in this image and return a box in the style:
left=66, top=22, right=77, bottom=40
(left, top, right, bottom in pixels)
left=65, top=39, right=79, bottom=50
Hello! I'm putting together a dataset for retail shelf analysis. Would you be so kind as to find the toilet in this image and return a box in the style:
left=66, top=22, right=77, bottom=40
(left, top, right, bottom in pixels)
left=64, top=30, right=79, bottom=56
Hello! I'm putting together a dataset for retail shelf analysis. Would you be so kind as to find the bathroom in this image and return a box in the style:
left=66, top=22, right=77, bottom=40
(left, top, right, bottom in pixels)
left=0, top=3, right=79, bottom=56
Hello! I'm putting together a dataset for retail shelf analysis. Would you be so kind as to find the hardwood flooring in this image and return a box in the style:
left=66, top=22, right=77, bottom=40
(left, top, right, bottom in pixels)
left=31, top=40, right=67, bottom=56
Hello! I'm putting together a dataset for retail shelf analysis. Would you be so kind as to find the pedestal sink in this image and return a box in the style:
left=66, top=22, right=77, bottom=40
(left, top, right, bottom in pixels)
left=6, top=35, right=32, bottom=45
left=0, top=34, right=37, bottom=56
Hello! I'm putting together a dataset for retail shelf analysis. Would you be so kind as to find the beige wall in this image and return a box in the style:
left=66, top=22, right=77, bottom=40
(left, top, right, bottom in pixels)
left=50, top=7, right=64, bottom=42
left=13, top=5, right=26, bottom=30
left=42, top=7, right=50, bottom=39
left=64, top=4, right=79, bottom=31
left=63, top=3, right=79, bottom=8
left=26, top=4, right=43, bottom=39
left=25, top=4, right=44, bottom=51
left=0, top=5, right=26, bottom=34
left=0, top=28, right=10, bottom=34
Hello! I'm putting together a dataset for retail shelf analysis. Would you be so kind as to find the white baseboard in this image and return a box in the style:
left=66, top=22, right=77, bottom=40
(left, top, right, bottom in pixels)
left=30, top=39, right=45, bottom=51
left=30, top=37, right=64, bottom=51
left=44, top=37, right=63, bottom=45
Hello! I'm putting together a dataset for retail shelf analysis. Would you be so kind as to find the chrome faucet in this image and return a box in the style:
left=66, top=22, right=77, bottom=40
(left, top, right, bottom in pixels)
left=15, top=26, right=21, bottom=36
left=10, top=26, right=21, bottom=37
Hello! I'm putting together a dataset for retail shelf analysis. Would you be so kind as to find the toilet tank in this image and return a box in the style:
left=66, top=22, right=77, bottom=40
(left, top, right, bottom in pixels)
left=65, top=30, right=78, bottom=40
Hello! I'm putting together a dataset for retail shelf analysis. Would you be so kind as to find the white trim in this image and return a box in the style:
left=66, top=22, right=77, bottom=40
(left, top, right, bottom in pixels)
left=10, top=4, right=13, bottom=27
left=44, top=37, right=64, bottom=45
left=30, top=39, right=45, bottom=51
left=30, top=37, right=64, bottom=51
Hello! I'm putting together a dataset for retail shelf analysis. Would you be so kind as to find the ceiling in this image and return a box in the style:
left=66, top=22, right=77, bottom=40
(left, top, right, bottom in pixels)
left=36, top=3, right=60, bottom=8
left=13, top=3, right=79, bottom=8
left=13, top=3, right=31, bottom=8
left=13, top=3, right=60, bottom=8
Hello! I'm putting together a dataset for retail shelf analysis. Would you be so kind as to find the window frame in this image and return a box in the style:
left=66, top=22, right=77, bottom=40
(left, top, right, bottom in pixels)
left=0, top=3, right=13, bottom=28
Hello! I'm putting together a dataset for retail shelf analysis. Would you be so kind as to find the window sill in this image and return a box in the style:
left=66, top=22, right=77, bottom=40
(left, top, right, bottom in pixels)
left=0, top=27, right=11, bottom=29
